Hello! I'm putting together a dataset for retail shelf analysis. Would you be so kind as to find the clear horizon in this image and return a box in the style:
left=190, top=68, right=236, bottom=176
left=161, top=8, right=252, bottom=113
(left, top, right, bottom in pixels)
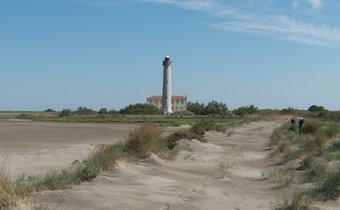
left=1, top=0, right=340, bottom=111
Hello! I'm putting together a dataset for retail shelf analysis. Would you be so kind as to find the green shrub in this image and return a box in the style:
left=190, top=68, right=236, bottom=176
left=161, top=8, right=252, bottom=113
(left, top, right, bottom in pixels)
left=318, top=110, right=328, bottom=118
left=187, top=101, right=205, bottom=115
left=187, top=101, right=229, bottom=116
left=59, top=109, right=73, bottom=117
left=76, top=106, right=97, bottom=115
left=98, top=108, right=108, bottom=115
left=165, top=129, right=201, bottom=149
left=85, top=145, right=124, bottom=171
left=81, top=159, right=101, bottom=181
left=203, top=101, right=229, bottom=115
left=280, top=107, right=297, bottom=114
left=233, top=105, right=258, bottom=116
left=119, top=103, right=160, bottom=115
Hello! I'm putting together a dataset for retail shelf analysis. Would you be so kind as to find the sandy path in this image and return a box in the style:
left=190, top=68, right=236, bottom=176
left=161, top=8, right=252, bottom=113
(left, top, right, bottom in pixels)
left=0, top=120, right=137, bottom=176
left=28, top=121, right=281, bottom=210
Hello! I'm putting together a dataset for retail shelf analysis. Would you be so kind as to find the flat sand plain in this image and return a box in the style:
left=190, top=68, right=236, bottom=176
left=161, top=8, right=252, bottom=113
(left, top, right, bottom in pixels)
left=0, top=120, right=137, bottom=176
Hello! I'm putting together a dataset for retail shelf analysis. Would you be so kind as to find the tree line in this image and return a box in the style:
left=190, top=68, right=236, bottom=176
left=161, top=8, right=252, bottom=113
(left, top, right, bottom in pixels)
left=46, top=103, right=328, bottom=117
left=49, top=101, right=260, bottom=117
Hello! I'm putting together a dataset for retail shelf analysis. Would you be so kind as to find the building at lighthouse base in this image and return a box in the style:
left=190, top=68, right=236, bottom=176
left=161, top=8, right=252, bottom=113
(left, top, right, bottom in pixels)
left=147, top=95, right=187, bottom=113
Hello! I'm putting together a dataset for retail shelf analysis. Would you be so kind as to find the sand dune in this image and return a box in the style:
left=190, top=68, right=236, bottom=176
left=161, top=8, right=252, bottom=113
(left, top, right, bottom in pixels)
left=26, top=121, right=284, bottom=210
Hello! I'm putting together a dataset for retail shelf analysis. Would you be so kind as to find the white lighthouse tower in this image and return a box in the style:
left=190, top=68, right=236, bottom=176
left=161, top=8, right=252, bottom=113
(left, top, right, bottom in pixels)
left=161, top=56, right=173, bottom=114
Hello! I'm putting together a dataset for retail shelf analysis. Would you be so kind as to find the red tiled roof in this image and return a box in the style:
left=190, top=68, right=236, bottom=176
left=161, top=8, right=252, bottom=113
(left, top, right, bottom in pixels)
left=147, top=95, right=186, bottom=100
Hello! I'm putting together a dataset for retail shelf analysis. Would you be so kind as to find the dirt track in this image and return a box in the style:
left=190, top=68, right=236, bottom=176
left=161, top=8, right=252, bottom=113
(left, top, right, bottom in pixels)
left=26, top=121, right=284, bottom=210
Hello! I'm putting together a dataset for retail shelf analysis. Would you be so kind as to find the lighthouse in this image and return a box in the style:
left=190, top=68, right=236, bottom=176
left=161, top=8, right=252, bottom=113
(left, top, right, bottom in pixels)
left=161, top=56, right=173, bottom=114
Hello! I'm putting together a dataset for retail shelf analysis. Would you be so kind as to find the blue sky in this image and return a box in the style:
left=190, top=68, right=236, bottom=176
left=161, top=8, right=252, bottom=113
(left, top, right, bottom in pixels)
left=1, top=0, right=340, bottom=111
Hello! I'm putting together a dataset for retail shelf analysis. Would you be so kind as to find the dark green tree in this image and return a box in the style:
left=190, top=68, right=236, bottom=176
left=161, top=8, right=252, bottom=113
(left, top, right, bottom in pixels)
left=187, top=101, right=205, bottom=115
left=308, top=105, right=325, bottom=112
left=44, top=108, right=56, bottom=112
left=204, top=101, right=228, bottom=115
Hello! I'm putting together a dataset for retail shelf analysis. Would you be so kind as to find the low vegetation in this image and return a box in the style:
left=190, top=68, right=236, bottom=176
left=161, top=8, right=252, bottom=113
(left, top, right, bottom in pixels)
left=280, top=107, right=298, bottom=114
left=232, top=105, right=258, bottom=116
left=119, top=103, right=161, bottom=115
left=268, top=119, right=340, bottom=209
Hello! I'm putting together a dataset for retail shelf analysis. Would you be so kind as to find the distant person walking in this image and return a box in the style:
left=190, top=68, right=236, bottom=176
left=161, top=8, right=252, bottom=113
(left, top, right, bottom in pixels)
left=296, top=116, right=304, bottom=129
left=290, top=118, right=296, bottom=130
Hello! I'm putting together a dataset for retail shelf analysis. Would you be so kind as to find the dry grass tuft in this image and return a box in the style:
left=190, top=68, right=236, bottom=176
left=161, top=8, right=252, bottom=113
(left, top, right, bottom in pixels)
left=123, top=124, right=166, bottom=159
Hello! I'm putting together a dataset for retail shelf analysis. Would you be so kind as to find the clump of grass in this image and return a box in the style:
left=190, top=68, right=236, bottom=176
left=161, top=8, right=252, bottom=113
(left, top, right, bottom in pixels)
left=82, top=144, right=124, bottom=180
left=317, top=166, right=340, bottom=200
left=0, top=168, right=18, bottom=209
left=299, top=121, right=320, bottom=135
left=265, top=166, right=301, bottom=188
left=270, top=123, right=294, bottom=147
left=123, top=124, right=166, bottom=159
left=11, top=166, right=83, bottom=198
left=165, top=129, right=201, bottom=149
left=329, top=140, right=340, bottom=152
left=191, top=120, right=226, bottom=135
left=282, top=149, right=303, bottom=163
left=278, top=192, right=312, bottom=210
left=300, top=156, right=314, bottom=170
left=306, top=160, right=326, bottom=183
